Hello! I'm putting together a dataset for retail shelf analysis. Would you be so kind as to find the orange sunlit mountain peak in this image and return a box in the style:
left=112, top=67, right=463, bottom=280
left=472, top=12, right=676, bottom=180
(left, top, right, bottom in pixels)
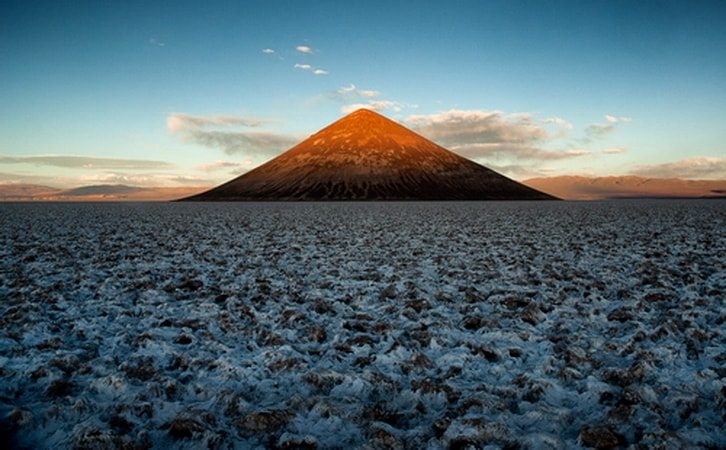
left=181, top=109, right=556, bottom=201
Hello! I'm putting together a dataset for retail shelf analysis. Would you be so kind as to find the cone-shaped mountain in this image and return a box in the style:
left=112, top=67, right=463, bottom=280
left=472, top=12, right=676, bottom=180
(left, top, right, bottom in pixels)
left=182, top=109, right=557, bottom=201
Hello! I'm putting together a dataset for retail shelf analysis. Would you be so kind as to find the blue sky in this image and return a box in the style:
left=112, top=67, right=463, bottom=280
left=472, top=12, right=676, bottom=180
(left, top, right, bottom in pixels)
left=1, top=0, right=725, bottom=188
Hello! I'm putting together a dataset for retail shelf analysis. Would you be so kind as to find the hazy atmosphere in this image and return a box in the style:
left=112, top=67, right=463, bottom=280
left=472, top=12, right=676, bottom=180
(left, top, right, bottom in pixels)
left=1, top=0, right=725, bottom=189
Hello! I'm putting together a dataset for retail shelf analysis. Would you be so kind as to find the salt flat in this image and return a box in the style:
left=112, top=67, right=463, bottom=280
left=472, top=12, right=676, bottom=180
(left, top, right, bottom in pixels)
left=1, top=200, right=724, bottom=449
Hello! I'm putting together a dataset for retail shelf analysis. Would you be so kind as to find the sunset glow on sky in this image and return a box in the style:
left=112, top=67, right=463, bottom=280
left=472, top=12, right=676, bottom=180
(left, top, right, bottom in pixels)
left=1, top=0, right=725, bottom=188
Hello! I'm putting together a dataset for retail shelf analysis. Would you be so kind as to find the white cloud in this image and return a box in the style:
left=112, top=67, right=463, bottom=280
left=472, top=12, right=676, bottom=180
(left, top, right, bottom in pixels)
left=296, top=45, right=313, bottom=54
left=313, top=69, right=329, bottom=75
left=630, top=157, right=726, bottom=180
left=294, top=63, right=312, bottom=70
left=262, top=48, right=275, bottom=54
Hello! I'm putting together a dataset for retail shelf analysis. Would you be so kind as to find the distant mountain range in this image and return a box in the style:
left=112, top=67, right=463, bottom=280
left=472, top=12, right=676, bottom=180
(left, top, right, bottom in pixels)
left=2, top=177, right=724, bottom=202
left=182, top=109, right=555, bottom=201
left=522, top=176, right=726, bottom=200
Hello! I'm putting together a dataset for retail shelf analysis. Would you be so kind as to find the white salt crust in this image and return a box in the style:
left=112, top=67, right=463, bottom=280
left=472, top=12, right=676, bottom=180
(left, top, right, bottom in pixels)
left=0, top=200, right=724, bottom=449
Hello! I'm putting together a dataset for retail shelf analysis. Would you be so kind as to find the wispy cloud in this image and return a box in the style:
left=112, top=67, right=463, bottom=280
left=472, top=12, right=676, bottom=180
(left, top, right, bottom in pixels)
left=584, top=123, right=615, bottom=139
left=294, top=64, right=312, bottom=70
left=194, top=160, right=253, bottom=173
left=579, top=114, right=631, bottom=145
left=313, top=69, right=329, bottom=75
left=149, top=37, right=165, bottom=47
left=541, top=117, right=573, bottom=129
left=168, top=113, right=298, bottom=156
left=262, top=48, right=275, bottom=54
left=630, top=157, right=726, bottom=180
left=605, top=115, right=632, bottom=123
left=0, top=155, right=173, bottom=170
left=603, top=147, right=627, bottom=154
left=296, top=45, right=313, bottom=54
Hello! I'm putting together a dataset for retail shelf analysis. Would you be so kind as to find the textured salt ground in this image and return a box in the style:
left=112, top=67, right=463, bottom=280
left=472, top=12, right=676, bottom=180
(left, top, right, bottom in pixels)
left=0, top=200, right=724, bottom=449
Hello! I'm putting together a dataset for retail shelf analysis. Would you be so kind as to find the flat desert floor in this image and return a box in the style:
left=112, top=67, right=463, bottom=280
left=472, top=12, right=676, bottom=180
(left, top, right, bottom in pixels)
left=1, top=201, right=724, bottom=449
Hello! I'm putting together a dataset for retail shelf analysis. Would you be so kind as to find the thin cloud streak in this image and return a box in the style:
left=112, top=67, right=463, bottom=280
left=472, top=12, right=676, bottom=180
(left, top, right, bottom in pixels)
left=603, top=147, right=627, bottom=154
left=194, top=160, right=251, bottom=172
left=0, top=155, right=174, bottom=170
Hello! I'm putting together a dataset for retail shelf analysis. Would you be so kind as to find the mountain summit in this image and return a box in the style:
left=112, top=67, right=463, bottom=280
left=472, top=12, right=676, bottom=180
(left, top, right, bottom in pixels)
left=182, top=109, right=557, bottom=201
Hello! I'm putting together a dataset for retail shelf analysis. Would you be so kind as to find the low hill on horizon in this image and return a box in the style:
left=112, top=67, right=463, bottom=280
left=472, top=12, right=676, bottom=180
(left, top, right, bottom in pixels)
left=0, top=183, right=208, bottom=201
left=2, top=176, right=724, bottom=203
left=522, top=175, right=726, bottom=200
